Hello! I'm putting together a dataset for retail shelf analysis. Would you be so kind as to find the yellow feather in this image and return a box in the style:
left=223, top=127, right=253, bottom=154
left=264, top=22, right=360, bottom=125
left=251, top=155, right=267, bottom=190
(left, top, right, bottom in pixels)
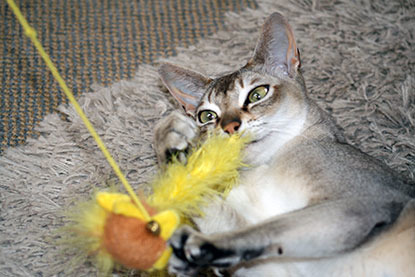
left=148, top=132, right=249, bottom=217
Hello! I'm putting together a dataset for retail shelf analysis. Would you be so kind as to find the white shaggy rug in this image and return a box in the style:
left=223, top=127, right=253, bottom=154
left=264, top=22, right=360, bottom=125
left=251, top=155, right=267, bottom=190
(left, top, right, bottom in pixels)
left=1, top=0, right=414, bottom=276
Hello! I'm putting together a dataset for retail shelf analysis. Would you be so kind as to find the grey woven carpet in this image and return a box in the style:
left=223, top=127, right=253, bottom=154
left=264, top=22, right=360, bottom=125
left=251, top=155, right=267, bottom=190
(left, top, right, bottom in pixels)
left=1, top=0, right=414, bottom=276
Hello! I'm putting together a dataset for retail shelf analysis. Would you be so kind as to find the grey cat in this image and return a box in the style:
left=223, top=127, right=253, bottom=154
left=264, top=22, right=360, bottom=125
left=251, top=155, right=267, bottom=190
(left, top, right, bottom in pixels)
left=154, top=12, right=415, bottom=277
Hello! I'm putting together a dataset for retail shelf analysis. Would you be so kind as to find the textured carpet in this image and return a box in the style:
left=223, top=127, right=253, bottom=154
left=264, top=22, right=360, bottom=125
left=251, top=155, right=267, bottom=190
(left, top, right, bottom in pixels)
left=1, top=0, right=414, bottom=276
left=0, top=0, right=257, bottom=154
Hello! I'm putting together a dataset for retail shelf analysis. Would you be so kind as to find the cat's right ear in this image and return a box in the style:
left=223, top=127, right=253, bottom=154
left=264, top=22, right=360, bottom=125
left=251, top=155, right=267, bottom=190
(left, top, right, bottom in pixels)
left=159, top=63, right=212, bottom=116
left=248, top=12, right=301, bottom=77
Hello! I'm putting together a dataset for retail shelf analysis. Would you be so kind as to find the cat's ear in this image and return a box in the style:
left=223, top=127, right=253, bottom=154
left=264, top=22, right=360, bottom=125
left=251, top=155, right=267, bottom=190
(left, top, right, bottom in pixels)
left=248, top=12, right=301, bottom=77
left=159, top=63, right=212, bottom=116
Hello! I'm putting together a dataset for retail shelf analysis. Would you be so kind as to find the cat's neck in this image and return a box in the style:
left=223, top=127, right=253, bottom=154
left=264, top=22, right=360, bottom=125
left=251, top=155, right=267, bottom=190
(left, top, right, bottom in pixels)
left=243, top=101, right=343, bottom=166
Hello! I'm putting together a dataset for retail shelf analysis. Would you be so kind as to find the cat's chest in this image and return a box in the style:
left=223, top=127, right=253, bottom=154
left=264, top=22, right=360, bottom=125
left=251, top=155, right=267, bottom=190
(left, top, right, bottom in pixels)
left=226, top=164, right=311, bottom=224
left=196, top=164, right=312, bottom=234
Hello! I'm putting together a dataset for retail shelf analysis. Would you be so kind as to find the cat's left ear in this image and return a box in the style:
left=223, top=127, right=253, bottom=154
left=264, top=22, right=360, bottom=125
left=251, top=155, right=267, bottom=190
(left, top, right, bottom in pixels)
left=159, top=63, right=212, bottom=116
left=248, top=12, right=301, bottom=77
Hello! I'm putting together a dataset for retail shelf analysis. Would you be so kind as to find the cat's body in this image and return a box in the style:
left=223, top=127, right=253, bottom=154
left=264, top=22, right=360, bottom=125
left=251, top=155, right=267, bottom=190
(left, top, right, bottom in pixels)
left=154, top=12, right=415, bottom=276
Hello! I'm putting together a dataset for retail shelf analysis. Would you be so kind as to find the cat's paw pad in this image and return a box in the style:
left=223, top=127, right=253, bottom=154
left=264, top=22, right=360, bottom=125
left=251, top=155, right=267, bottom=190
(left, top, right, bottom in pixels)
left=154, top=111, right=198, bottom=165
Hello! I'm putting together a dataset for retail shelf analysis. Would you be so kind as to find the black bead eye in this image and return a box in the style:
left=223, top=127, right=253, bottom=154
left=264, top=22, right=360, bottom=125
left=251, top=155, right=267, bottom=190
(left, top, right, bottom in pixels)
left=246, top=85, right=269, bottom=104
left=198, top=110, right=218, bottom=124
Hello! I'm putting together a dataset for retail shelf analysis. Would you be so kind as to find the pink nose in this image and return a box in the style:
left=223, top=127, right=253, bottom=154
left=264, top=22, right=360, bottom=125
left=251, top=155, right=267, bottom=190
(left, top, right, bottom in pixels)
left=223, top=121, right=240, bottom=134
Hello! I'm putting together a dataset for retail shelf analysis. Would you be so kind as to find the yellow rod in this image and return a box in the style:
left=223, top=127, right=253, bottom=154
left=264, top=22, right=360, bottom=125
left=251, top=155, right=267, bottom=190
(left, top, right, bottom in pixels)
left=6, top=0, right=151, bottom=221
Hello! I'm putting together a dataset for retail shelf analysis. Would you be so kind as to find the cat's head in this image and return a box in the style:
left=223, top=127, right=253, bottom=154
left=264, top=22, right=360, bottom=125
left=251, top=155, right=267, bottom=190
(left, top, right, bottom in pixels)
left=159, top=12, right=308, bottom=164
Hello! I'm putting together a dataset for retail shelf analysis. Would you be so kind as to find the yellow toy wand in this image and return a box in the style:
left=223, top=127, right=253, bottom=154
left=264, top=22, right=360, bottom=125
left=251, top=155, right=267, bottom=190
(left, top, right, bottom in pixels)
left=5, top=0, right=151, bottom=223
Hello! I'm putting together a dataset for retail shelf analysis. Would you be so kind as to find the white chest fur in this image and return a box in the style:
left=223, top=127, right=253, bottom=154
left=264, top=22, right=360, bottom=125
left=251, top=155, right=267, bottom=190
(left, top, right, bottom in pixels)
left=227, top=164, right=310, bottom=224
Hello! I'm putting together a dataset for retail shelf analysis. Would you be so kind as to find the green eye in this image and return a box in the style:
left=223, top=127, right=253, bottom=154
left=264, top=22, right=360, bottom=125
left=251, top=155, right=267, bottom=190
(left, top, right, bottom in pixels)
left=198, top=110, right=218, bottom=124
left=247, top=85, right=269, bottom=104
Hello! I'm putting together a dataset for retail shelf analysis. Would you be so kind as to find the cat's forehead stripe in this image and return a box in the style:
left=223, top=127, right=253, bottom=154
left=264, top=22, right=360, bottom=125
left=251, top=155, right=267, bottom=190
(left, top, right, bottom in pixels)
left=238, top=77, right=244, bottom=89
left=212, top=72, right=240, bottom=97
left=250, top=77, right=260, bottom=85
left=207, top=70, right=266, bottom=103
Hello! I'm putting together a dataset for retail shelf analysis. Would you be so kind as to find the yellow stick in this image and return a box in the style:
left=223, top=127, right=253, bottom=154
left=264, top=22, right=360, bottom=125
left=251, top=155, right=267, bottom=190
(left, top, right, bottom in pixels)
left=6, top=0, right=151, bottom=221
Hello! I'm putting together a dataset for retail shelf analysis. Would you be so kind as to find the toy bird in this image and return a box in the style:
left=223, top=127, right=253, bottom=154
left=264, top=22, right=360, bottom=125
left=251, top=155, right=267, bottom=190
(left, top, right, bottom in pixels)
left=65, top=132, right=248, bottom=274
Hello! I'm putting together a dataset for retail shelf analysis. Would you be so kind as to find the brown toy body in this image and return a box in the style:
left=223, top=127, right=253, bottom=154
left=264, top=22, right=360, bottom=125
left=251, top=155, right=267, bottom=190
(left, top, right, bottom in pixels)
left=103, top=213, right=166, bottom=270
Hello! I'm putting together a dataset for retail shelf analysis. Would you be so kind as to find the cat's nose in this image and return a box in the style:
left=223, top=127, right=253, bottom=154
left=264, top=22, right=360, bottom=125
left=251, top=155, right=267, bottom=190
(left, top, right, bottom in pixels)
left=223, top=121, right=240, bottom=134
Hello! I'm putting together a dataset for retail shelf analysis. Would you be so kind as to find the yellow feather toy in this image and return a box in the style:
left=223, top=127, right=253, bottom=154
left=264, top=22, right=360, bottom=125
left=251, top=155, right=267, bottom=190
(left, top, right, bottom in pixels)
left=65, top=132, right=248, bottom=274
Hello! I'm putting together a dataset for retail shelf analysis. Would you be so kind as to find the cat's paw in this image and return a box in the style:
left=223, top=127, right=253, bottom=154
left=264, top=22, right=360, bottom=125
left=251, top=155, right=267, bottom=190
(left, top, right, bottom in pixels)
left=154, top=111, right=198, bottom=165
left=168, top=226, right=201, bottom=276
left=168, top=226, right=239, bottom=276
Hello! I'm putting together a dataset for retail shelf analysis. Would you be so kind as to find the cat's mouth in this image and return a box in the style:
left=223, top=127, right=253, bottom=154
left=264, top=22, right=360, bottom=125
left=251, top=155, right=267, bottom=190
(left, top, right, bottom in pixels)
left=249, top=139, right=262, bottom=144
left=237, top=129, right=270, bottom=147
left=247, top=131, right=270, bottom=145
left=248, top=135, right=266, bottom=145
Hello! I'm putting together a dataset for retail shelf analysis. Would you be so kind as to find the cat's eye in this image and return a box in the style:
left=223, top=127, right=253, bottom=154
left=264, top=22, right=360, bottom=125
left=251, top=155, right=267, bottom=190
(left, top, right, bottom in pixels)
left=198, top=110, right=218, bottom=124
left=246, top=85, right=269, bottom=104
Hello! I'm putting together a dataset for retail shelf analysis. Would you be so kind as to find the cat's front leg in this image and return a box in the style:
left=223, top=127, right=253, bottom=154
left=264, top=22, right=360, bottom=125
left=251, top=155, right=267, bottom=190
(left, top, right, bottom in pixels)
left=168, top=198, right=410, bottom=275
left=154, top=111, right=198, bottom=166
